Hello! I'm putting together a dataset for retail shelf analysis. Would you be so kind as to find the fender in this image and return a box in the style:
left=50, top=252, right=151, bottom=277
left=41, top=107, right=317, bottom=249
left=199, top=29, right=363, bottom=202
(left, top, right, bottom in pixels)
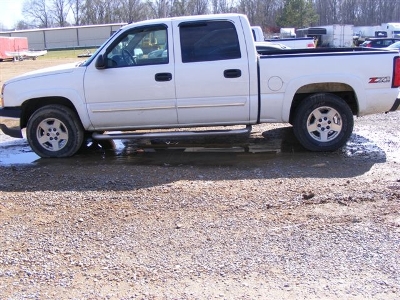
left=281, top=74, right=365, bottom=121
left=19, top=88, right=92, bottom=129
left=3, top=67, right=93, bottom=129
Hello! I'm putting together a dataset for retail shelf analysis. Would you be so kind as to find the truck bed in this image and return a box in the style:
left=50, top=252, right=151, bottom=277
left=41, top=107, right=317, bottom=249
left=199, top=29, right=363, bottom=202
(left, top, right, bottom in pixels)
left=257, top=46, right=394, bottom=56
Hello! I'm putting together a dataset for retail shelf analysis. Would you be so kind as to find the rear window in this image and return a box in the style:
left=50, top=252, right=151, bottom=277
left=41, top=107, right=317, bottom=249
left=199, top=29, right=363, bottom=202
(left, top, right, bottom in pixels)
left=179, top=21, right=241, bottom=63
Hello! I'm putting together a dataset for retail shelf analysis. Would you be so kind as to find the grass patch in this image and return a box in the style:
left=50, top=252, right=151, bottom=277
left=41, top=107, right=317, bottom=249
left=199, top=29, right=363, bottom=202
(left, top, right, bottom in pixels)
left=37, top=48, right=98, bottom=60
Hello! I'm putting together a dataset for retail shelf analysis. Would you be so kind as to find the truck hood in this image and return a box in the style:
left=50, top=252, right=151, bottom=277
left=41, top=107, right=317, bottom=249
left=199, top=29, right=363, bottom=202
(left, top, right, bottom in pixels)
left=5, top=62, right=84, bottom=84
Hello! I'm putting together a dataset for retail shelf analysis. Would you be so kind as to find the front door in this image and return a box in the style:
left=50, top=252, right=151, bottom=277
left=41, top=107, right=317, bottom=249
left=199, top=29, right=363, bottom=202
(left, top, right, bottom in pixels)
left=84, top=23, right=177, bottom=130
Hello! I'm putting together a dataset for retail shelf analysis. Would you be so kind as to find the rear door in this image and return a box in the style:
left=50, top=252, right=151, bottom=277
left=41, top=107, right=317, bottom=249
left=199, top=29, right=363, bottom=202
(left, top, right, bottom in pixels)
left=173, top=18, right=251, bottom=125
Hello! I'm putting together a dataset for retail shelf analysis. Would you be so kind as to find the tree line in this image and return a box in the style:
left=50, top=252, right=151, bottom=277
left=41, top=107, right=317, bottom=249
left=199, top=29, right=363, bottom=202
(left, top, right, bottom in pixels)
left=13, top=0, right=400, bottom=32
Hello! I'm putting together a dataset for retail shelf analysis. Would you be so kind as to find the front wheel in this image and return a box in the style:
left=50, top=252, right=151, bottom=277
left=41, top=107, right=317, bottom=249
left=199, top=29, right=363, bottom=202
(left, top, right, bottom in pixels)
left=292, top=93, right=354, bottom=152
left=27, top=105, right=84, bottom=158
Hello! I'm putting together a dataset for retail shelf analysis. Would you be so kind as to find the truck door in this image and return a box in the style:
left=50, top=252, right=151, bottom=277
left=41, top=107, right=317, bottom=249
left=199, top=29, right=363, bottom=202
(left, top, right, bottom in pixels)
left=174, top=19, right=251, bottom=125
left=83, top=23, right=177, bottom=129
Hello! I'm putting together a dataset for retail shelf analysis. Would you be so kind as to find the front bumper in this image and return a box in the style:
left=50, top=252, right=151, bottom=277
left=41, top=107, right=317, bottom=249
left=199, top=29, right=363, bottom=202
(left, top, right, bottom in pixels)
left=0, top=107, right=23, bottom=138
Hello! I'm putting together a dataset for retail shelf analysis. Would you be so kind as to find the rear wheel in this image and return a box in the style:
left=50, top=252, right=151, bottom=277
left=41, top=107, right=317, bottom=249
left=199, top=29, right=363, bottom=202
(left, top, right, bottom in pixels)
left=27, top=105, right=84, bottom=158
left=293, top=93, right=354, bottom=152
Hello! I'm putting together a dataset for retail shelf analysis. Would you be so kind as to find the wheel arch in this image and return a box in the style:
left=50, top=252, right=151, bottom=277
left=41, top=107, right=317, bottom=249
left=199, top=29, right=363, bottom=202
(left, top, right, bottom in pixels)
left=20, top=97, right=80, bottom=129
left=288, top=82, right=359, bottom=125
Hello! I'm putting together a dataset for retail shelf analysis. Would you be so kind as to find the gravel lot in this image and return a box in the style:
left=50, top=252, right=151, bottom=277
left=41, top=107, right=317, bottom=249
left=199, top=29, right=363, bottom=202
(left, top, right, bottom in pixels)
left=0, top=58, right=400, bottom=299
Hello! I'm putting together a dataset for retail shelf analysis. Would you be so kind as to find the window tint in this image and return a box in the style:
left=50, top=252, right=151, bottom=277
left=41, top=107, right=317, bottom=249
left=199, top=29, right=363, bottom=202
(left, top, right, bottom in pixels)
left=383, top=40, right=393, bottom=46
left=179, top=21, right=241, bottom=63
left=106, top=26, right=168, bottom=68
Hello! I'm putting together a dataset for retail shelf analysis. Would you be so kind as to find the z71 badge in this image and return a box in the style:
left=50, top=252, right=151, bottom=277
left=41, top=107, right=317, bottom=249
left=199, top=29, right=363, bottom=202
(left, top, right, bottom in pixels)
left=369, top=76, right=391, bottom=83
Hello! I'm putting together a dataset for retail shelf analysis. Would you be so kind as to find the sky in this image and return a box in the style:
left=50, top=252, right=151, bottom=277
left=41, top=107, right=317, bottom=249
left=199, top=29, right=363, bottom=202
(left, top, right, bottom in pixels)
left=0, top=0, right=24, bottom=29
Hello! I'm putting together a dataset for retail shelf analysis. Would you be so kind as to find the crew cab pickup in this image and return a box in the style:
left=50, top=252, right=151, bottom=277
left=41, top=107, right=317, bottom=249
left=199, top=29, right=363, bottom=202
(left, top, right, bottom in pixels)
left=1, top=13, right=400, bottom=158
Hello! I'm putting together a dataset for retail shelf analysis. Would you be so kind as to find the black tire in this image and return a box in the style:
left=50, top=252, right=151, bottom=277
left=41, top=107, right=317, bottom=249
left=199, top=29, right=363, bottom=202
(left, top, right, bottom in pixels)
left=26, top=105, right=84, bottom=158
left=292, top=93, right=354, bottom=152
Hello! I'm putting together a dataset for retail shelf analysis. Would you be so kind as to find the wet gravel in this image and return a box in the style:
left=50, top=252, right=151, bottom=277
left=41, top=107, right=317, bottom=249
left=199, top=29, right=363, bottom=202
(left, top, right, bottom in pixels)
left=1, top=112, right=400, bottom=299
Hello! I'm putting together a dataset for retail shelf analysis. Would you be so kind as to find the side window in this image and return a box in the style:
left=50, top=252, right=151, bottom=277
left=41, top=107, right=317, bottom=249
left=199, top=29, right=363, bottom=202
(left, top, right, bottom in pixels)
left=105, top=26, right=168, bottom=68
left=385, top=40, right=394, bottom=46
left=179, top=21, right=241, bottom=63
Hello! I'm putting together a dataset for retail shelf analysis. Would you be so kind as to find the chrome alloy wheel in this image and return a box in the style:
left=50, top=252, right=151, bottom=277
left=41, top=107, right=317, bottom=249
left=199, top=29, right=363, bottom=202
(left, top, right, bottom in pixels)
left=36, top=118, right=69, bottom=151
left=306, top=106, right=342, bottom=142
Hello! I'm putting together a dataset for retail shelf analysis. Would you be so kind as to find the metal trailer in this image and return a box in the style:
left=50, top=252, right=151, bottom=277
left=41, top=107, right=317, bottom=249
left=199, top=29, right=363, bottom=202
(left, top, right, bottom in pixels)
left=319, top=24, right=354, bottom=47
left=0, top=36, right=28, bottom=60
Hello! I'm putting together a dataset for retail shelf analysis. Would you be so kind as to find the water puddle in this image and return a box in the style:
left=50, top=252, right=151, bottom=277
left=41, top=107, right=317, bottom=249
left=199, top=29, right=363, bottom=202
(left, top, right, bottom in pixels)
left=0, top=126, right=389, bottom=168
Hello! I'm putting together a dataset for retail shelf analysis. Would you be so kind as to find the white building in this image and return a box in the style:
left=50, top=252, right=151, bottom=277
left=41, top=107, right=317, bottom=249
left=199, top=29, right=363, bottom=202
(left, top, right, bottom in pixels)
left=0, top=23, right=126, bottom=50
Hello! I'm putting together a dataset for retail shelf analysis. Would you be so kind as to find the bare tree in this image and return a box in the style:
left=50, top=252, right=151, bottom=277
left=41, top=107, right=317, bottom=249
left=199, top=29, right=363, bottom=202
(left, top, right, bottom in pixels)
left=339, top=0, right=359, bottom=25
left=170, top=0, right=190, bottom=16
left=237, top=0, right=279, bottom=29
left=255, top=0, right=280, bottom=28
left=18, top=0, right=400, bottom=31
left=211, top=0, right=237, bottom=14
left=117, top=0, right=147, bottom=23
left=69, top=0, right=85, bottom=25
left=238, top=0, right=258, bottom=25
left=187, top=0, right=209, bottom=15
left=52, top=0, right=70, bottom=26
left=147, top=0, right=172, bottom=18
left=376, top=0, right=399, bottom=24
left=15, top=20, right=31, bottom=30
left=80, top=0, right=115, bottom=24
left=23, top=0, right=53, bottom=28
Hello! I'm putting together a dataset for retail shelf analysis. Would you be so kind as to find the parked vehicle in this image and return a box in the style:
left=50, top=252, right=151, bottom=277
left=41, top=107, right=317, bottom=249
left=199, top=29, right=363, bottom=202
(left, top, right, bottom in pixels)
left=295, top=27, right=327, bottom=47
left=381, top=23, right=400, bottom=38
left=359, top=38, right=400, bottom=48
left=1, top=13, right=400, bottom=158
left=251, top=26, right=265, bottom=42
left=353, top=25, right=386, bottom=45
left=255, top=41, right=291, bottom=53
left=384, top=41, right=400, bottom=50
left=252, top=26, right=315, bottom=48
left=264, top=37, right=315, bottom=49
left=354, top=22, right=400, bottom=45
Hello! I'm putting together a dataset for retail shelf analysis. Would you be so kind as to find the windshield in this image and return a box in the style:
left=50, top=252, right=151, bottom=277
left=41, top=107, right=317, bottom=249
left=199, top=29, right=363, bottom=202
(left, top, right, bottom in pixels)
left=82, top=28, right=123, bottom=67
left=388, top=41, right=400, bottom=49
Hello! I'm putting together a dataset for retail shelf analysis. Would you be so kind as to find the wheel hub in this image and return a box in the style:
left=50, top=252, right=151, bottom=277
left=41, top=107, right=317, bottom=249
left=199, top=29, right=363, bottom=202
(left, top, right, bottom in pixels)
left=307, top=106, right=342, bottom=142
left=46, top=127, right=61, bottom=141
left=317, top=116, right=332, bottom=132
left=37, top=118, right=69, bottom=151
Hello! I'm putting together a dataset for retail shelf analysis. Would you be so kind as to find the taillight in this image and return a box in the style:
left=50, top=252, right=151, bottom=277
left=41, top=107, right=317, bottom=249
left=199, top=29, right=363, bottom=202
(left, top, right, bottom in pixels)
left=307, top=42, right=315, bottom=48
left=392, top=56, right=400, bottom=87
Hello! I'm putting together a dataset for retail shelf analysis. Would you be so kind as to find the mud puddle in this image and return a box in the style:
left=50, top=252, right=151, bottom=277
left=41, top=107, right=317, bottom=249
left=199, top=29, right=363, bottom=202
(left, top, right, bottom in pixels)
left=0, top=126, right=389, bottom=170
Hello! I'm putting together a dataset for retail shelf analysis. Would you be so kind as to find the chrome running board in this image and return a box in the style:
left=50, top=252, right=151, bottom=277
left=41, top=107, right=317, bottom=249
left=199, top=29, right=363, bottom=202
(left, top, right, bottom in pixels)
left=92, top=125, right=252, bottom=140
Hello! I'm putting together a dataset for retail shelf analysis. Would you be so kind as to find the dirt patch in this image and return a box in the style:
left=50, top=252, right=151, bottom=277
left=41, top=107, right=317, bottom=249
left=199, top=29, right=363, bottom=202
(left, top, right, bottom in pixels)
left=1, top=56, right=85, bottom=85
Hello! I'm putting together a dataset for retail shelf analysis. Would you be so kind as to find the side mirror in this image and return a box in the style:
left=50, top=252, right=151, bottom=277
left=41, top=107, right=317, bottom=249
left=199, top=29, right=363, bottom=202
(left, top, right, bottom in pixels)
left=95, top=54, right=106, bottom=69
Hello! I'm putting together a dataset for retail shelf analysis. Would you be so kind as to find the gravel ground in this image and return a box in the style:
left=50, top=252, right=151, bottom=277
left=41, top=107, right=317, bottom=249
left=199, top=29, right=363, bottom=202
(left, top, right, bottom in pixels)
left=0, top=58, right=400, bottom=299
